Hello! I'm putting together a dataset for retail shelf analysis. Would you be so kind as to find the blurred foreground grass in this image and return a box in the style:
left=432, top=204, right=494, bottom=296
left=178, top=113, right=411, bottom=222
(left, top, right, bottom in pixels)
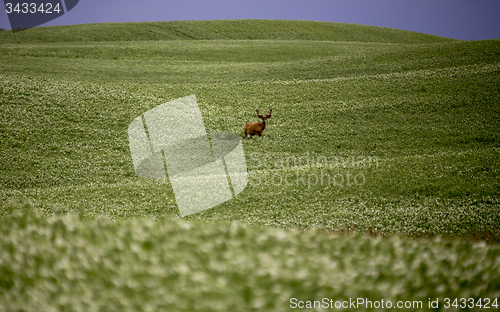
left=1, top=203, right=499, bottom=311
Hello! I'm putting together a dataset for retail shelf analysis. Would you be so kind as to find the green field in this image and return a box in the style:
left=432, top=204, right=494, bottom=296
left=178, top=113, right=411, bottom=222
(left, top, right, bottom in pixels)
left=1, top=20, right=499, bottom=311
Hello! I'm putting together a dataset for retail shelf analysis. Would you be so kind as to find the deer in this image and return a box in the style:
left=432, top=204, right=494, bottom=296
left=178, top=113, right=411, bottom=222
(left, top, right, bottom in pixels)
left=244, top=109, right=272, bottom=139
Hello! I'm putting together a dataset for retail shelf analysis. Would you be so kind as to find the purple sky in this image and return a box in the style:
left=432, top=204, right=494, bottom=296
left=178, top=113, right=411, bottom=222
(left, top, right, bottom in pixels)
left=1, top=0, right=500, bottom=40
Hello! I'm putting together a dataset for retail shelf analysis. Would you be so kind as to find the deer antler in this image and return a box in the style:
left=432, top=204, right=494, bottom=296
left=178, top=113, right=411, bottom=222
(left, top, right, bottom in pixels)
left=266, top=109, right=272, bottom=118
left=256, top=109, right=263, bottom=118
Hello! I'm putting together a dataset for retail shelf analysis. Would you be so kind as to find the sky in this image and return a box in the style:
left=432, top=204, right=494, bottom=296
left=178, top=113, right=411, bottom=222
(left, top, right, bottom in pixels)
left=1, top=0, right=500, bottom=40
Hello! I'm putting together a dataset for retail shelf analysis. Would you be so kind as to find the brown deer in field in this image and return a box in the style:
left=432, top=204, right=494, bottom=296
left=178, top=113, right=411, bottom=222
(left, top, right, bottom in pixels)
left=244, top=109, right=272, bottom=139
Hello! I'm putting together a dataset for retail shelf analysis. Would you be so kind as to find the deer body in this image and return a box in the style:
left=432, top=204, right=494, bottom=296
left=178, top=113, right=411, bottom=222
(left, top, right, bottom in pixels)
left=245, top=109, right=272, bottom=139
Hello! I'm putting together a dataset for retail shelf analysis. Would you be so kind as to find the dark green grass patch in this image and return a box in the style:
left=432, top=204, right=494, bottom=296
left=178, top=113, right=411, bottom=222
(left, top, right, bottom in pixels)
left=1, top=40, right=497, bottom=85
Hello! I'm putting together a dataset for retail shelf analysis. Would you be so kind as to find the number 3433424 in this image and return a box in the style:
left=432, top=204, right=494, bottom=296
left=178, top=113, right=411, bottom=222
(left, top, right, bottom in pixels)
left=444, top=298, right=498, bottom=309
left=5, top=2, right=62, bottom=14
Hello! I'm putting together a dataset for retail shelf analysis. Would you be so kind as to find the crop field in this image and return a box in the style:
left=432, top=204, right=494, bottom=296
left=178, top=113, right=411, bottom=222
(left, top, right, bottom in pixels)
left=0, top=20, right=499, bottom=311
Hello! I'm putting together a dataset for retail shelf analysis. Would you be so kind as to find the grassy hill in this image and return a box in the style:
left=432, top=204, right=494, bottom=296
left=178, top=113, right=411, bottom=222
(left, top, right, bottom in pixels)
left=0, top=19, right=455, bottom=44
left=1, top=20, right=499, bottom=311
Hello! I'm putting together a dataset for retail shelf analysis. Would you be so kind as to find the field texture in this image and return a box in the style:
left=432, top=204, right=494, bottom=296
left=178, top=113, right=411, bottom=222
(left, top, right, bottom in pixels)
left=1, top=20, right=499, bottom=311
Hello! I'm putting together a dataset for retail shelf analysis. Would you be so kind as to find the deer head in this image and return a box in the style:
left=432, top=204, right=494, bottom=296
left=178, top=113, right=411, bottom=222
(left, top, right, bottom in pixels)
left=256, top=109, right=272, bottom=122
